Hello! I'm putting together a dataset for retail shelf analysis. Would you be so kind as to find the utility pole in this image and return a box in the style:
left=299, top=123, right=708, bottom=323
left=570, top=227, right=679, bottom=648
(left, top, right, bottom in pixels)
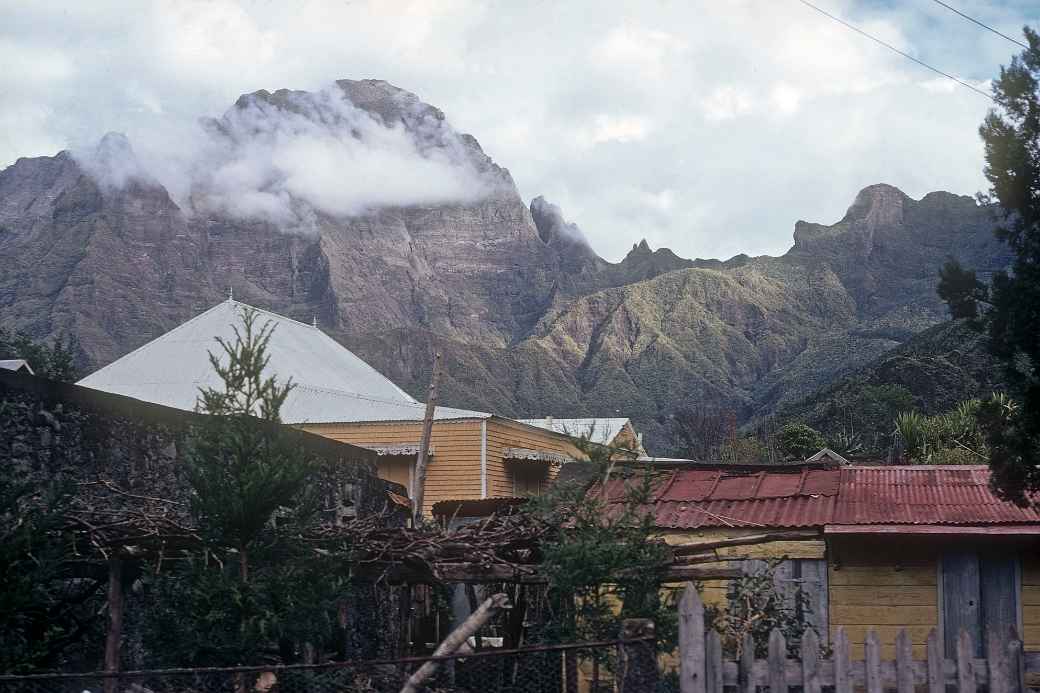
left=412, top=351, right=442, bottom=524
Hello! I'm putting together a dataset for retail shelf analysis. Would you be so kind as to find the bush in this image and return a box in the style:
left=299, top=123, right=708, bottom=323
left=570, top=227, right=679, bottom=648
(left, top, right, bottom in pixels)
left=703, top=560, right=815, bottom=658
left=776, top=424, right=826, bottom=460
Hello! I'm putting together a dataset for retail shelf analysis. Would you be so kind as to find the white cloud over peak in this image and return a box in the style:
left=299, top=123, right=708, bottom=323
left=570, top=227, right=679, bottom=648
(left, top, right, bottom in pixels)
left=0, top=0, right=1037, bottom=260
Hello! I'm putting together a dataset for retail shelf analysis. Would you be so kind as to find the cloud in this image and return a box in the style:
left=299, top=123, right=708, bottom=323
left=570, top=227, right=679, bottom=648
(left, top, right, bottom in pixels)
left=189, top=86, right=490, bottom=226
left=577, top=115, right=651, bottom=147
left=1, top=0, right=1038, bottom=259
left=72, top=83, right=491, bottom=229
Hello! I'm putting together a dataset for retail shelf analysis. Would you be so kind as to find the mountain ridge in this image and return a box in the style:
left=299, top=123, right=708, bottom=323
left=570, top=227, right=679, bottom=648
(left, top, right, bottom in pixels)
left=0, top=79, right=1013, bottom=451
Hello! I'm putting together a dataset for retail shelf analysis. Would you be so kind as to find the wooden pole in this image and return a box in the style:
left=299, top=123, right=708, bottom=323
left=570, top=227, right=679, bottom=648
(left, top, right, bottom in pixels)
left=768, top=629, right=786, bottom=693
left=833, top=628, right=851, bottom=693
left=865, top=630, right=882, bottom=693
left=103, top=557, right=124, bottom=693
left=801, top=628, right=821, bottom=693
left=738, top=634, right=755, bottom=693
left=399, top=592, right=509, bottom=693
left=412, top=351, right=442, bottom=524
left=957, top=630, right=977, bottom=693
left=926, top=629, right=943, bottom=693
left=678, top=583, right=705, bottom=693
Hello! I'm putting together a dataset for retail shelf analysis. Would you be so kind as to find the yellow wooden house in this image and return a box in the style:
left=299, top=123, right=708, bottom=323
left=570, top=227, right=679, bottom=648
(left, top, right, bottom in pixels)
left=600, top=463, right=1040, bottom=659
left=77, top=299, right=595, bottom=515
left=300, top=414, right=587, bottom=516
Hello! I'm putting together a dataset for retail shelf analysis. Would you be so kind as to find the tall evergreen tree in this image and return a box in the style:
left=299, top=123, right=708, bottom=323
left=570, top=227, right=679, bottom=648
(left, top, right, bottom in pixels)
left=146, top=307, right=343, bottom=667
left=187, top=306, right=317, bottom=581
left=936, top=258, right=988, bottom=321
left=978, top=27, right=1040, bottom=500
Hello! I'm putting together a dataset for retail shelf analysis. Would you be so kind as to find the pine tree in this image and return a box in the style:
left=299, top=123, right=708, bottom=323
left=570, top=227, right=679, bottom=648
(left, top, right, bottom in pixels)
left=187, top=306, right=317, bottom=582
left=936, top=258, right=988, bottom=321
left=978, top=27, right=1040, bottom=500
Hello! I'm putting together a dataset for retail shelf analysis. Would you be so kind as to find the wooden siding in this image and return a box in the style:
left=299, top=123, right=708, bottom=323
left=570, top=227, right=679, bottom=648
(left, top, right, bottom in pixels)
left=1024, top=555, right=1040, bottom=650
left=828, top=537, right=939, bottom=659
left=661, top=529, right=826, bottom=611
left=300, top=420, right=484, bottom=516
left=377, top=458, right=412, bottom=496
left=485, top=418, right=585, bottom=499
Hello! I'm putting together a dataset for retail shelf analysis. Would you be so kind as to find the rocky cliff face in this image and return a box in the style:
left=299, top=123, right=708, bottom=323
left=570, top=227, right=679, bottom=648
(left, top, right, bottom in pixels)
left=0, top=80, right=1012, bottom=452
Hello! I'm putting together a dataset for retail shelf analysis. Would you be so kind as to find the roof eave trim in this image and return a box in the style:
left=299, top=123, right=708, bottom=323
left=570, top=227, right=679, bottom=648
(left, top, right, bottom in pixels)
left=290, top=416, right=488, bottom=426
left=825, top=524, right=1040, bottom=536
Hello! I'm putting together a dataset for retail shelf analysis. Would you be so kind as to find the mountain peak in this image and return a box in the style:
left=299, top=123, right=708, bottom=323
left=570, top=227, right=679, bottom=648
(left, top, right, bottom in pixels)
left=529, top=195, right=605, bottom=273
left=73, top=131, right=153, bottom=191
left=841, top=183, right=909, bottom=225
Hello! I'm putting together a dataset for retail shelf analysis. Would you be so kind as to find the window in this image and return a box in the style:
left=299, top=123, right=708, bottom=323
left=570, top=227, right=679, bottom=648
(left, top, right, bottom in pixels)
left=511, top=465, right=548, bottom=497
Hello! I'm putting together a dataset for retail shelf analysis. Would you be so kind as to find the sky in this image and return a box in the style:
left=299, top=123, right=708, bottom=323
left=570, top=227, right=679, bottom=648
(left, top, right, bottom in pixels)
left=1, top=0, right=1037, bottom=262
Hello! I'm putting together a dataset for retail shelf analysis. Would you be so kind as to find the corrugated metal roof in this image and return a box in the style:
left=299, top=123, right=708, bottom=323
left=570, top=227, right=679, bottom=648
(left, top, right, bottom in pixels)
left=77, top=300, right=490, bottom=424
left=832, top=466, right=1040, bottom=526
left=518, top=417, right=631, bottom=445
left=600, top=465, right=1040, bottom=530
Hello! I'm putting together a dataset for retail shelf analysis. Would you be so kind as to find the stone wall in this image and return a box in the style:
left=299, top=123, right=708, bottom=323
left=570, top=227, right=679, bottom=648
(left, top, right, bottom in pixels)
left=0, top=367, right=408, bottom=668
left=0, top=367, right=402, bottom=522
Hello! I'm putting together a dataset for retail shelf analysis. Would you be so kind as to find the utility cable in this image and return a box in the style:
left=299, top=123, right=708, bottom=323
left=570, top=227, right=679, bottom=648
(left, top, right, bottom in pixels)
left=795, top=0, right=993, bottom=100
left=931, top=0, right=1028, bottom=50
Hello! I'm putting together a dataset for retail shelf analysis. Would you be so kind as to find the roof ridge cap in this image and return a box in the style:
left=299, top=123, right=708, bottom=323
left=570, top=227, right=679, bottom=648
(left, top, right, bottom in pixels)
left=294, top=382, right=490, bottom=416
left=228, top=299, right=319, bottom=331
left=849, top=464, right=990, bottom=470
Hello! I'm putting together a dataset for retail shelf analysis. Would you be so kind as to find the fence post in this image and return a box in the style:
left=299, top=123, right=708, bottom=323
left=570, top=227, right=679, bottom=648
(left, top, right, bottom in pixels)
left=1007, top=626, right=1025, bottom=693
left=957, top=630, right=976, bottom=693
left=801, top=629, right=821, bottom=693
left=619, top=618, right=657, bottom=693
left=896, top=628, right=914, bottom=693
left=679, top=583, right=706, bottom=693
left=988, top=628, right=1009, bottom=693
left=768, top=629, right=786, bottom=693
left=739, top=634, right=755, bottom=693
left=833, top=628, right=851, bottom=693
left=103, top=556, right=124, bottom=693
left=926, top=629, right=943, bottom=693
left=865, top=630, right=882, bottom=693
left=706, top=630, right=723, bottom=693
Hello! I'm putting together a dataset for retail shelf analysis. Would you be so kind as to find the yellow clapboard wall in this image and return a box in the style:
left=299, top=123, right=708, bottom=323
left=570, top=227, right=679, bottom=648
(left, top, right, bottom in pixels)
left=300, top=419, right=484, bottom=516
left=827, top=537, right=939, bottom=660
left=485, top=418, right=585, bottom=498
left=1024, top=555, right=1040, bottom=650
left=660, top=529, right=826, bottom=610
left=301, top=416, right=586, bottom=515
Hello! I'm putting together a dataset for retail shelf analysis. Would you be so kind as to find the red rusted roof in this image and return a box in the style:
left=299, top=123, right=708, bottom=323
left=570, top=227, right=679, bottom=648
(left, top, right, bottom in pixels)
left=833, top=466, right=1040, bottom=526
left=598, top=465, right=1040, bottom=530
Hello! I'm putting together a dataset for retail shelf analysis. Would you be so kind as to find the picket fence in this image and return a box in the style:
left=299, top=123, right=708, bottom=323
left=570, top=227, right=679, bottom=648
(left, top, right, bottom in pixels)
left=675, top=584, right=1038, bottom=693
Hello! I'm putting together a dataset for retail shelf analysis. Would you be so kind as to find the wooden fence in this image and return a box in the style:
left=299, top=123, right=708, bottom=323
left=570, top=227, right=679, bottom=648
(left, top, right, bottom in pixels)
left=675, top=583, right=1039, bottom=693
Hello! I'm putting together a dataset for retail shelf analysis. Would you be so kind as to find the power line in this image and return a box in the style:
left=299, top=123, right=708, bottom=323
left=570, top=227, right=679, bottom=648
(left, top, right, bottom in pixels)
left=794, top=0, right=993, bottom=100
left=931, top=0, right=1028, bottom=50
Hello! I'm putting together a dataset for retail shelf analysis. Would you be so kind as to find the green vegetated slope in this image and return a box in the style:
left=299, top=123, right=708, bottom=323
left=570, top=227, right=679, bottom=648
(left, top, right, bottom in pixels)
left=769, top=319, right=1013, bottom=443
left=357, top=185, right=1011, bottom=453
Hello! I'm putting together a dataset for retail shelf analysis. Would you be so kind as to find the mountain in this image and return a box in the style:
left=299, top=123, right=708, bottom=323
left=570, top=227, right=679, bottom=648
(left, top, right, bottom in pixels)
left=769, top=319, right=1013, bottom=448
left=0, top=79, right=1013, bottom=452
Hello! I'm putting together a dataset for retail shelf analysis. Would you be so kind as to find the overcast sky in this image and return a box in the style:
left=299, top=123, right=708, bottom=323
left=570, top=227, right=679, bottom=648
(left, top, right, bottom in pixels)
left=1, top=1, right=1037, bottom=262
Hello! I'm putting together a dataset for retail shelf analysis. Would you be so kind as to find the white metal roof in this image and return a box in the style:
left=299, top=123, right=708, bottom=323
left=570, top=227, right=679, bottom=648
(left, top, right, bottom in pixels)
left=77, top=300, right=489, bottom=424
left=0, top=359, right=34, bottom=374
left=517, top=417, right=632, bottom=446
